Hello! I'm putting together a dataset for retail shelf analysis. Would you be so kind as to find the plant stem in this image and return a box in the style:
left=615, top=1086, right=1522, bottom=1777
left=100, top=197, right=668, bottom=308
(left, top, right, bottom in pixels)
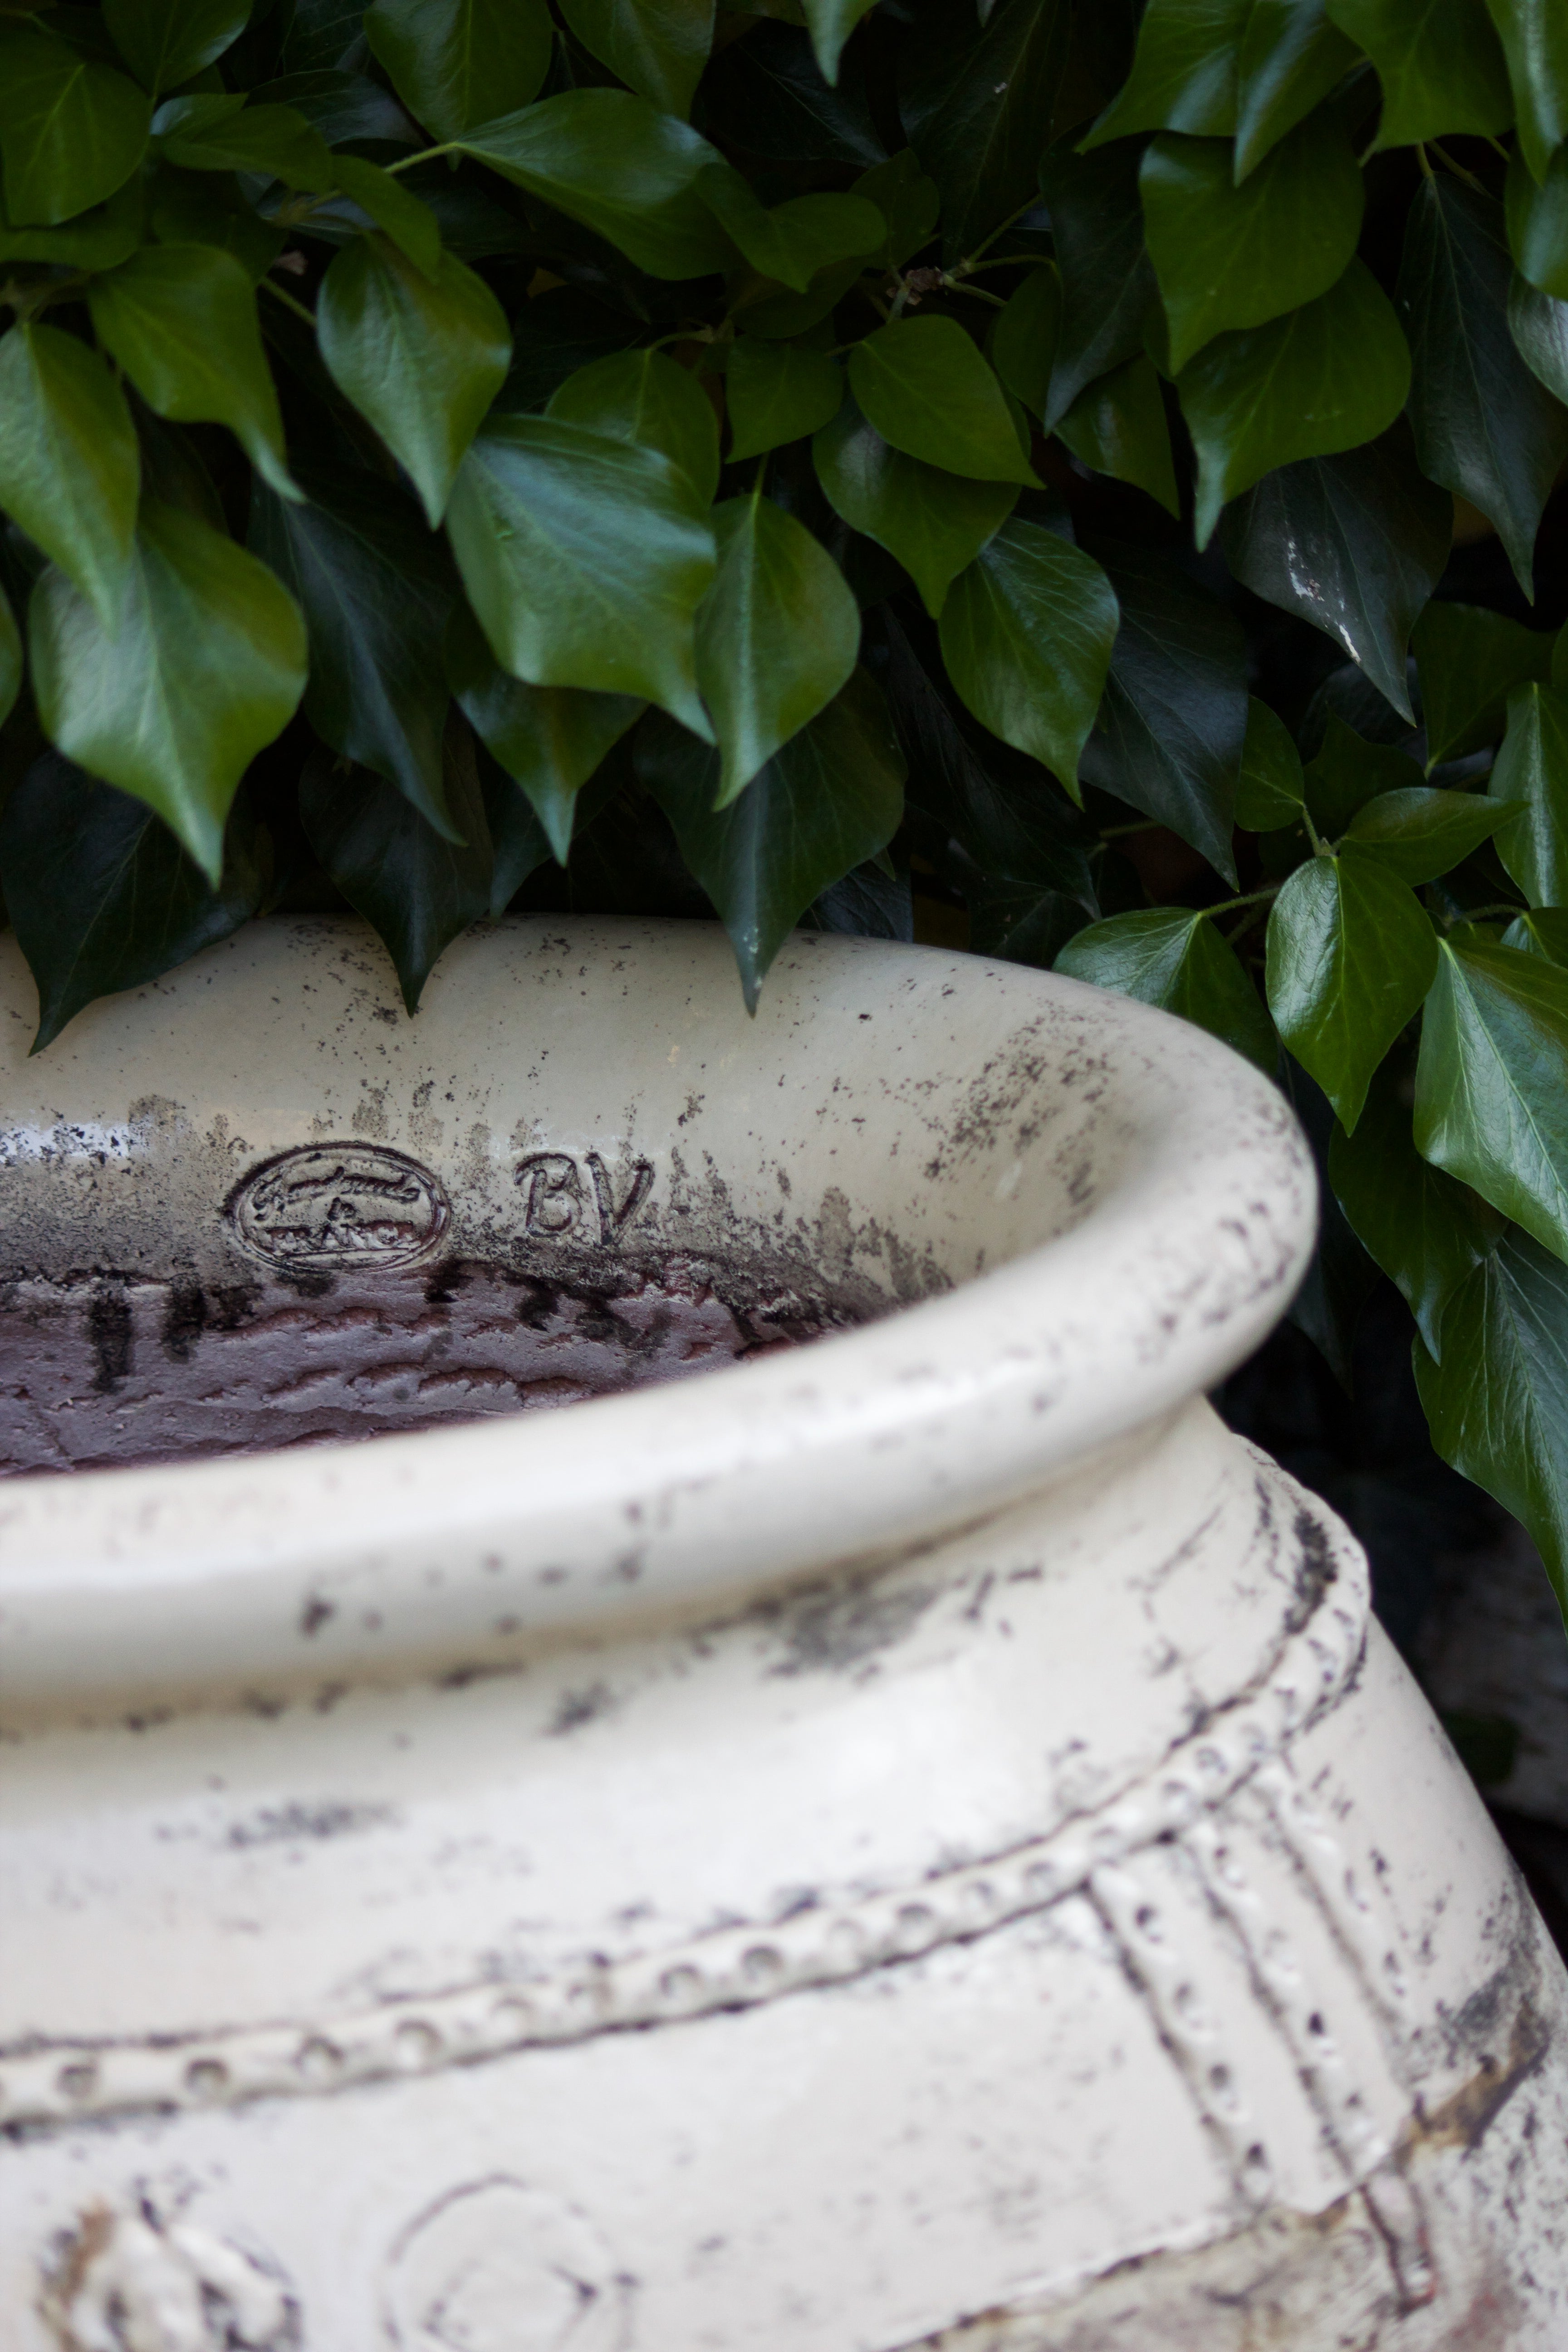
left=1444, top=901, right=1522, bottom=926
left=382, top=141, right=463, bottom=175
left=1196, top=886, right=1278, bottom=921
left=260, top=275, right=318, bottom=326
left=1428, top=139, right=1484, bottom=190
left=1099, top=819, right=1162, bottom=838
left=940, top=277, right=1007, bottom=309
left=959, top=255, right=1046, bottom=275
left=955, top=197, right=1039, bottom=276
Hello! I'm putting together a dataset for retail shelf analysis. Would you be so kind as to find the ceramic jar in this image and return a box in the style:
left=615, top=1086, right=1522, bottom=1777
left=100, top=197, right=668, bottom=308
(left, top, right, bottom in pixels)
left=1, top=916, right=1564, bottom=2352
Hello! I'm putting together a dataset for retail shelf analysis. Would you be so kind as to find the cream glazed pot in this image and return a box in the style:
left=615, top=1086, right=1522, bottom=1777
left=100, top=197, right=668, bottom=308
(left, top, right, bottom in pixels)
left=0, top=916, right=1564, bottom=2352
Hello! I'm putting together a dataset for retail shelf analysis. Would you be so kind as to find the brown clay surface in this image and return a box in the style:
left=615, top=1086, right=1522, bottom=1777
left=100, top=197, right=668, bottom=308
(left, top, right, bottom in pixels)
left=0, top=1257, right=842, bottom=1477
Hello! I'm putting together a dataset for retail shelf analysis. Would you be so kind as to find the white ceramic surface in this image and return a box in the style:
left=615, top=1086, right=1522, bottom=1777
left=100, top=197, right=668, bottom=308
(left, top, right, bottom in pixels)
left=0, top=916, right=1564, bottom=2352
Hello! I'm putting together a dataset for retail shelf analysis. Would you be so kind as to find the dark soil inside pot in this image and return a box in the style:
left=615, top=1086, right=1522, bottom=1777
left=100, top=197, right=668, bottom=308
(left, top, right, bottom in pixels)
left=0, top=1256, right=849, bottom=1478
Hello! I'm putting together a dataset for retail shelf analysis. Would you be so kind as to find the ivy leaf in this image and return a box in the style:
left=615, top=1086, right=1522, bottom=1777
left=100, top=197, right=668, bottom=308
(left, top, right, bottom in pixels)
left=1265, top=853, right=1438, bottom=1126
left=1057, top=906, right=1276, bottom=1069
left=1488, top=680, right=1568, bottom=905
left=317, top=234, right=511, bottom=528
left=1397, top=176, right=1568, bottom=600
left=300, top=737, right=493, bottom=1014
left=1413, top=598, right=1557, bottom=765
left=0, top=751, right=267, bottom=1054
left=1220, top=422, right=1450, bottom=723
left=363, top=0, right=553, bottom=142
left=1506, top=272, right=1568, bottom=406
left=696, top=488, right=861, bottom=807
left=1482, top=0, right=1568, bottom=186
left=0, top=174, right=145, bottom=271
left=255, top=69, right=421, bottom=148
left=102, top=0, right=250, bottom=94
left=798, top=0, right=877, bottom=87
left=329, top=156, right=443, bottom=279
left=1504, top=907, right=1568, bottom=961
left=157, top=101, right=336, bottom=189
left=146, top=162, right=285, bottom=281
left=1415, top=1230, right=1568, bottom=1615
left=1054, top=353, right=1181, bottom=515
left=696, top=167, right=883, bottom=294
left=458, top=91, right=734, bottom=282
left=1235, top=694, right=1307, bottom=827
left=446, top=599, right=642, bottom=866
left=1082, top=0, right=1252, bottom=145
left=990, top=265, right=1059, bottom=419
left=0, top=322, right=139, bottom=627
left=1234, top=0, right=1361, bottom=179
left=1329, top=1055, right=1504, bottom=1354
left=88, top=245, right=300, bottom=505
left=28, top=502, right=308, bottom=885
left=446, top=415, right=717, bottom=737
left=813, top=394, right=1018, bottom=619
left=1505, top=142, right=1568, bottom=299
left=848, top=318, right=1039, bottom=487
left=1078, top=539, right=1249, bottom=882
left=899, top=0, right=1072, bottom=263
left=559, top=0, right=713, bottom=122
left=1339, top=784, right=1519, bottom=880
left=731, top=259, right=865, bottom=343
left=1303, top=710, right=1421, bottom=831
left=0, top=26, right=149, bottom=227
left=727, top=338, right=843, bottom=462
left=853, top=151, right=939, bottom=266
left=939, top=519, right=1120, bottom=798
left=1323, top=0, right=1513, bottom=147
left=1040, top=142, right=1160, bottom=431
left=694, top=20, right=886, bottom=168
left=250, top=468, right=461, bottom=842
left=546, top=349, right=720, bottom=505
left=1141, top=114, right=1364, bottom=373
left=1178, top=259, right=1411, bottom=548
left=0, top=580, right=20, bottom=730
left=1415, top=933, right=1568, bottom=1258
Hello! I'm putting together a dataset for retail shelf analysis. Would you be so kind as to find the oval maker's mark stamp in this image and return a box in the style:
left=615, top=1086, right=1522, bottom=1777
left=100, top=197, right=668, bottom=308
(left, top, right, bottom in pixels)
left=228, top=1145, right=450, bottom=1273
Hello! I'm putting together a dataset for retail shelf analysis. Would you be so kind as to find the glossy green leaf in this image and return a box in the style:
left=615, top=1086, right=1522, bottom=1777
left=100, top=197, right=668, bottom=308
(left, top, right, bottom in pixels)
left=0, top=26, right=148, bottom=227
left=1398, top=176, right=1568, bottom=600
left=1503, top=906, right=1568, bottom=961
left=0, top=323, right=139, bottom=628
left=731, top=258, right=865, bottom=342
left=546, top=349, right=720, bottom=505
left=1488, top=680, right=1568, bottom=905
left=853, top=150, right=939, bottom=266
left=158, top=101, right=335, bottom=188
left=849, top=318, right=1038, bottom=487
left=330, top=156, right=442, bottom=279
left=103, top=0, right=250, bottom=94
left=0, top=172, right=145, bottom=269
left=446, top=600, right=642, bottom=867
left=1040, top=142, right=1161, bottom=431
left=446, top=415, right=716, bottom=736
left=1507, top=271, right=1568, bottom=405
left=1415, top=932, right=1568, bottom=1257
left=696, top=167, right=882, bottom=294
left=1235, top=695, right=1307, bottom=827
left=696, top=20, right=886, bottom=169
left=727, top=338, right=843, bottom=462
left=1179, top=259, right=1412, bottom=548
left=1140, top=114, right=1364, bottom=372
left=1482, top=0, right=1568, bottom=184
left=1304, top=711, right=1422, bottom=831
left=0, top=752, right=267, bottom=1054
left=940, top=521, right=1118, bottom=797
left=88, top=245, right=299, bottom=504
left=1079, top=540, right=1249, bottom=881
left=1323, top=0, right=1512, bottom=147
left=696, top=488, right=861, bottom=806
left=255, top=69, right=421, bottom=147
left=1083, top=0, right=1251, bottom=144
left=1056, top=906, right=1276, bottom=1069
left=251, top=468, right=460, bottom=841
left=458, top=92, right=734, bottom=281
left=0, top=581, right=20, bottom=732
left=1340, top=784, right=1519, bottom=879
left=899, top=0, right=1071, bottom=262
left=1416, top=1230, right=1568, bottom=1616
left=990, top=266, right=1060, bottom=420
left=812, top=394, right=1018, bottom=620
left=147, top=161, right=284, bottom=280
left=637, top=665, right=905, bottom=1009
left=1220, top=422, right=1450, bottom=722
left=364, top=0, right=552, bottom=142
left=1506, top=142, right=1568, bottom=299
left=1054, top=354, right=1181, bottom=515
left=29, top=502, right=307, bottom=884
left=800, top=0, right=877, bottom=86
left=1413, top=598, right=1557, bottom=765
left=318, top=234, right=511, bottom=527
left=300, top=740, right=492, bottom=1013
left=559, top=0, right=712, bottom=121
left=1265, top=852, right=1437, bottom=1125
left=1234, top=0, right=1361, bottom=179
left=1329, top=1056, right=1504, bottom=1354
